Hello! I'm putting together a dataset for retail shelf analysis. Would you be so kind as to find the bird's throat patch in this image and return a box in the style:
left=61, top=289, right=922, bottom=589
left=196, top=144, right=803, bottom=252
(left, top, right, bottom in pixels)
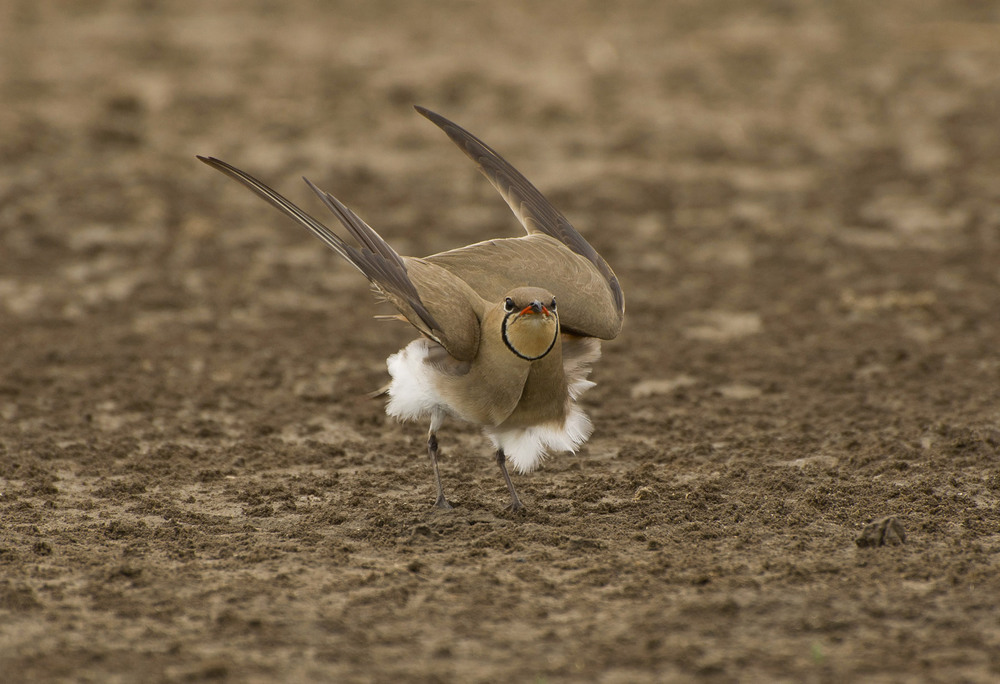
left=501, top=313, right=558, bottom=361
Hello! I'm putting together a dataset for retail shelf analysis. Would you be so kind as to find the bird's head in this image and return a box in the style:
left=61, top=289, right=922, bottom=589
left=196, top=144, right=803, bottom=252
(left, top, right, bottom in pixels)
left=498, top=287, right=559, bottom=361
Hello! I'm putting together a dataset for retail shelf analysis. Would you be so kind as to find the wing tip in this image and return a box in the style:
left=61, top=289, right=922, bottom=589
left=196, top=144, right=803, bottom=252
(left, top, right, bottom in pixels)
left=301, top=175, right=322, bottom=197
left=413, top=104, right=436, bottom=120
left=197, top=155, right=235, bottom=175
left=414, top=105, right=463, bottom=139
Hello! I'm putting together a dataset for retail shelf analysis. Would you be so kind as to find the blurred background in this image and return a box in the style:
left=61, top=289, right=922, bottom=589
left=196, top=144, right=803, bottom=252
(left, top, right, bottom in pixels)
left=2, top=1, right=1000, bottom=681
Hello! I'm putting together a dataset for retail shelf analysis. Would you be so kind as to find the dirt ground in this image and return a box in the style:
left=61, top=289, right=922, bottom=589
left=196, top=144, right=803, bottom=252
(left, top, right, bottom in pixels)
left=2, top=1, right=1000, bottom=682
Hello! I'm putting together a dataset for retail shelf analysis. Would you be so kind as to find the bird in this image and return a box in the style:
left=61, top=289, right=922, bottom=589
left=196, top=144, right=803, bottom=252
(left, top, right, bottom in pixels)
left=197, top=106, right=624, bottom=512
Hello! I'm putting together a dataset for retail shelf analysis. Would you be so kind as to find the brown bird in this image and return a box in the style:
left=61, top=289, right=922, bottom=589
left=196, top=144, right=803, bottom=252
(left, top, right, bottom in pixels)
left=198, top=106, right=624, bottom=511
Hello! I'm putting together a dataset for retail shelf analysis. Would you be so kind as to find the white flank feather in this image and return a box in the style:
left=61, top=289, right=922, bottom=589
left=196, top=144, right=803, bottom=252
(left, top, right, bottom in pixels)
left=564, top=337, right=601, bottom=400
left=385, top=339, right=444, bottom=422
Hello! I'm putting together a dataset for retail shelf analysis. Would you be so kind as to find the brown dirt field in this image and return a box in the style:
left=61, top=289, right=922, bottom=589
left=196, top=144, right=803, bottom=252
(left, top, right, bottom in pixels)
left=2, top=1, right=1000, bottom=682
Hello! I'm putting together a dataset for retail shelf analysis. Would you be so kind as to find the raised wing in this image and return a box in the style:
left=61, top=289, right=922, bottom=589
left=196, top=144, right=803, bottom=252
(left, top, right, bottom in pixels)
left=427, top=234, right=622, bottom=340
left=415, top=106, right=625, bottom=336
left=197, top=156, right=482, bottom=361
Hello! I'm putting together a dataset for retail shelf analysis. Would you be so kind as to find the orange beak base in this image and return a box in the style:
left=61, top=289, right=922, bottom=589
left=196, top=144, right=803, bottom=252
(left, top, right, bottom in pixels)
left=518, top=304, right=550, bottom=317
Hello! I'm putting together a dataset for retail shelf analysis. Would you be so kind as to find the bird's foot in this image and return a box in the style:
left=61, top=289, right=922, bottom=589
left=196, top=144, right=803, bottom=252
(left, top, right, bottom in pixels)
left=433, top=495, right=454, bottom=510
left=505, top=499, right=525, bottom=514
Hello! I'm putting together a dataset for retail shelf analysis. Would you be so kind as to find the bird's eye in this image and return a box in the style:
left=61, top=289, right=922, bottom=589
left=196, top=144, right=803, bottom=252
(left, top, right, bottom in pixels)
left=504, top=297, right=516, bottom=312
left=550, top=298, right=557, bottom=311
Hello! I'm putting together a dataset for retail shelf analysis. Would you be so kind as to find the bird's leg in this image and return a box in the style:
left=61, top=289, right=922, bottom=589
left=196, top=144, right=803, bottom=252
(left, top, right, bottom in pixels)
left=495, top=449, right=524, bottom=512
left=427, top=430, right=452, bottom=509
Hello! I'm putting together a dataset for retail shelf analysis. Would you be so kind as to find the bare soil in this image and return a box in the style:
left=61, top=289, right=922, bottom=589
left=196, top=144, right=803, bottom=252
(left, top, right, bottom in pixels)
left=2, top=1, right=1000, bottom=682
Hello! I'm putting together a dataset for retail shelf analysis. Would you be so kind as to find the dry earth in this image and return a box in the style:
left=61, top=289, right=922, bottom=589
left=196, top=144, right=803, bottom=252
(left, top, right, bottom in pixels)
left=2, top=1, right=1000, bottom=682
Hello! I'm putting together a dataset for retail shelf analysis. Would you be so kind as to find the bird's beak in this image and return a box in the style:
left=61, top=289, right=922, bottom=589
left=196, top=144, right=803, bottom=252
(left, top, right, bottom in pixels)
left=519, top=301, right=550, bottom=317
